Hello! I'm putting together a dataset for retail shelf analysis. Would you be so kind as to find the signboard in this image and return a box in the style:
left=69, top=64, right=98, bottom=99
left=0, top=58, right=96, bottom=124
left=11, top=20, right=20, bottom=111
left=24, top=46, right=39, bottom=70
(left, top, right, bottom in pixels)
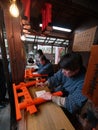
left=82, top=45, right=98, bottom=106
left=73, top=26, right=97, bottom=51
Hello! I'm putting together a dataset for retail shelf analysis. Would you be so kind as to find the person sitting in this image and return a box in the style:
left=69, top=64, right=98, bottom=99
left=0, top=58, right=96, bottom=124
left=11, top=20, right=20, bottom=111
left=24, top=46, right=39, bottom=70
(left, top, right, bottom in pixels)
left=36, top=49, right=44, bottom=57
left=35, top=55, right=54, bottom=78
left=35, top=49, right=44, bottom=67
left=38, top=52, right=87, bottom=114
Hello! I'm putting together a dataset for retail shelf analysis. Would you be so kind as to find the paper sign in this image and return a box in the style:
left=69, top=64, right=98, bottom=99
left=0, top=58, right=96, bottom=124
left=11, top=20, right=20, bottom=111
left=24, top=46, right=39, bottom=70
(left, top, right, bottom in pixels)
left=35, top=90, right=46, bottom=97
left=73, top=26, right=97, bottom=51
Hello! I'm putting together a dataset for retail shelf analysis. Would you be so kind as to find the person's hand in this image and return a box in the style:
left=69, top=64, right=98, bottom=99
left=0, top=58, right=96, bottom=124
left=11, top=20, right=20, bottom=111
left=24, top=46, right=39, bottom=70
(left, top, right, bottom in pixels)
left=39, top=92, right=52, bottom=100
left=36, top=81, right=49, bottom=88
left=36, top=82, right=46, bottom=88
left=33, top=72, right=38, bottom=74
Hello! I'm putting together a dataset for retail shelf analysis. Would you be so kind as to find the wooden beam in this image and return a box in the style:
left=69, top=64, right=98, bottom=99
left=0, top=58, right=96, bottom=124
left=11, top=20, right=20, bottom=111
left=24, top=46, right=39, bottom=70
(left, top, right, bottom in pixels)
left=3, top=7, right=26, bottom=84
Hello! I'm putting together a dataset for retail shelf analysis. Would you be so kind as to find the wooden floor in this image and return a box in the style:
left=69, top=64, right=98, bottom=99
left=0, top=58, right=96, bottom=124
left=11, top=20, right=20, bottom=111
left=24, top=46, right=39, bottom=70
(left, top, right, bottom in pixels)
left=0, top=103, right=10, bottom=130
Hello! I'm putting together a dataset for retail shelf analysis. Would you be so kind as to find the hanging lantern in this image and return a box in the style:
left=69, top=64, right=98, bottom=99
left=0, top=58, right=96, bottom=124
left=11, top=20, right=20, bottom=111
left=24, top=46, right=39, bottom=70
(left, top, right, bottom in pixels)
left=9, top=0, right=19, bottom=17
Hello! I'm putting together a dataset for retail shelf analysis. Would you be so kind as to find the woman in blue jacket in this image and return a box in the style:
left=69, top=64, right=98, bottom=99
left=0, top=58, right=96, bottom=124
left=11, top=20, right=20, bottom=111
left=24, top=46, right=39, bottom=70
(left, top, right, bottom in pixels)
left=36, top=55, right=54, bottom=78
left=38, top=52, right=87, bottom=114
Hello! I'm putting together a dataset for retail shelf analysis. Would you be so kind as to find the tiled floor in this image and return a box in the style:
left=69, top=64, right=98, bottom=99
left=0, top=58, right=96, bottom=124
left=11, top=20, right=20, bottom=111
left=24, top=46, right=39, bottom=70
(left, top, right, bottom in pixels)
left=0, top=103, right=10, bottom=130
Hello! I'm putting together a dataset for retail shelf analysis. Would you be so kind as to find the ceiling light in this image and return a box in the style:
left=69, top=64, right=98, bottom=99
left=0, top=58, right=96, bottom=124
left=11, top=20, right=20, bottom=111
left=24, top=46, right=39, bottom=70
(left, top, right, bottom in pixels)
left=25, top=38, right=34, bottom=42
left=25, top=34, right=35, bottom=38
left=34, top=46, right=37, bottom=49
left=39, top=24, right=72, bottom=32
left=21, top=35, right=26, bottom=41
left=53, top=26, right=71, bottom=32
left=9, top=0, right=19, bottom=17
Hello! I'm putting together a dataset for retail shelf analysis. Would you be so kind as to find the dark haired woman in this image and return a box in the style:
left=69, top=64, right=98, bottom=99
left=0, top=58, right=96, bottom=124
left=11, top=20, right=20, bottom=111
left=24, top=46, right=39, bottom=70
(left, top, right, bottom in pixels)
left=38, top=52, right=87, bottom=114
left=36, top=55, right=54, bottom=78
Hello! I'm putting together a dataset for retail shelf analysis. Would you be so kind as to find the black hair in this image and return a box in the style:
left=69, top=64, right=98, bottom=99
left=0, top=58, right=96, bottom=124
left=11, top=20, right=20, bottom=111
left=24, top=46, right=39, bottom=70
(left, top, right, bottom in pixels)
left=59, top=52, right=83, bottom=71
left=36, top=49, right=43, bottom=56
left=28, top=57, right=34, bottom=64
left=40, top=55, right=49, bottom=63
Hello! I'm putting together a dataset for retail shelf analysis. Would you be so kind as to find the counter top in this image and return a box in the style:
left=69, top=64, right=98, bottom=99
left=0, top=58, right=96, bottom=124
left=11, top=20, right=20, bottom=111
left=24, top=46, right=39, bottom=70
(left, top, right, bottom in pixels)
left=17, top=87, right=75, bottom=130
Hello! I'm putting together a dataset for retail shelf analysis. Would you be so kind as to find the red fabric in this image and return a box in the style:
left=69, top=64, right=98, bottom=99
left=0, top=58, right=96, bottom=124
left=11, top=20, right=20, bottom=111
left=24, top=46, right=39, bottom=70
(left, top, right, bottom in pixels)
left=42, top=3, right=52, bottom=31
left=46, top=3, right=52, bottom=23
left=21, top=0, right=31, bottom=21
left=42, top=7, right=46, bottom=31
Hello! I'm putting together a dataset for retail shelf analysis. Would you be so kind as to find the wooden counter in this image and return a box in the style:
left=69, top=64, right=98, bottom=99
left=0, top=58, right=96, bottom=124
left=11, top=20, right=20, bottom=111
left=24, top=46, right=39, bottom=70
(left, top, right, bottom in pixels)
left=18, top=87, right=75, bottom=130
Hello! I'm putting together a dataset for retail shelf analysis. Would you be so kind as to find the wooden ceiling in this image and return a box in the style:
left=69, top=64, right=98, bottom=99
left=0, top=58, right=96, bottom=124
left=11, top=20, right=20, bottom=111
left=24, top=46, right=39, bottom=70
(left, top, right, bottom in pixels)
left=19, top=0, right=98, bottom=46
left=29, top=0, right=98, bottom=33
left=1, top=0, right=98, bottom=44
left=0, top=0, right=98, bottom=33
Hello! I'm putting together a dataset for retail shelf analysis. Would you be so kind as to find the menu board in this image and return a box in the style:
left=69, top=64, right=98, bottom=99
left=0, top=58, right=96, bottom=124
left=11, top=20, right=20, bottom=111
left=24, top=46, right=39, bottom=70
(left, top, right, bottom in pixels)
left=82, top=45, right=98, bottom=106
left=73, top=26, right=97, bottom=51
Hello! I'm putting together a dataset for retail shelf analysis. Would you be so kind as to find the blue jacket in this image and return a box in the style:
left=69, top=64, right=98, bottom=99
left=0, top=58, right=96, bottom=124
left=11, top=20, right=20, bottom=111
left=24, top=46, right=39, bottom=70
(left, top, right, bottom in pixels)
left=37, top=62, right=54, bottom=78
left=48, top=67, right=87, bottom=113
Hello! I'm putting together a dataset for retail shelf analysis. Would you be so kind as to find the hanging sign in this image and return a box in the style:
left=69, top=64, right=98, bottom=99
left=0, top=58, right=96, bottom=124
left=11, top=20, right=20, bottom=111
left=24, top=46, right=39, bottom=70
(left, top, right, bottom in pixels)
left=73, top=26, right=97, bottom=51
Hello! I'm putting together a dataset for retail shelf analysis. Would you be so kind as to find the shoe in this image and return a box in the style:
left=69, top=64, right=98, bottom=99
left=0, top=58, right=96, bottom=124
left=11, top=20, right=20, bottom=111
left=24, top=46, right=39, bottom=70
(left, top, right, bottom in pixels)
left=0, top=102, right=6, bottom=109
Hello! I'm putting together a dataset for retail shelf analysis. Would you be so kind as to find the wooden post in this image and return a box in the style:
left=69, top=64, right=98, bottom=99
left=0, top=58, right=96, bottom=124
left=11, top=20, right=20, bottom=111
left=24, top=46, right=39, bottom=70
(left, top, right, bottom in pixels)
left=82, top=45, right=98, bottom=106
left=3, top=8, right=26, bottom=84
